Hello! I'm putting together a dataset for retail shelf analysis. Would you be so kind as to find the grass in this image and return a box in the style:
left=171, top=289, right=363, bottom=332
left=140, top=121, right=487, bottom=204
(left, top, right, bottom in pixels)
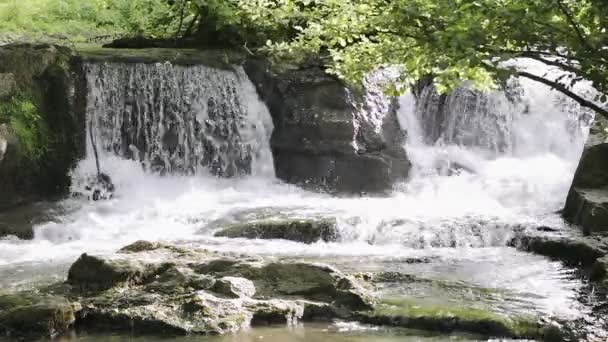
left=0, top=0, right=178, bottom=43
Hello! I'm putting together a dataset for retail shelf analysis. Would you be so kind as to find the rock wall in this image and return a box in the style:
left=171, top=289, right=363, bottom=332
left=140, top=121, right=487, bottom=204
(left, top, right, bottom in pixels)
left=245, top=58, right=410, bottom=194
left=0, top=44, right=85, bottom=210
left=563, top=115, right=608, bottom=234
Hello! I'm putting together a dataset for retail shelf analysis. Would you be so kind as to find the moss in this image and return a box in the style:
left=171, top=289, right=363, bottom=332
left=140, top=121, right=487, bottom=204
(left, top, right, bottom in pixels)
left=76, top=47, right=245, bottom=69
left=0, top=93, right=49, bottom=162
left=363, top=297, right=541, bottom=339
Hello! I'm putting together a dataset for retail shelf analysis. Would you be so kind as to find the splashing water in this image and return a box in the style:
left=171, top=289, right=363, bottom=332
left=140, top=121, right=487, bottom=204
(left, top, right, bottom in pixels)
left=0, top=58, right=598, bottom=323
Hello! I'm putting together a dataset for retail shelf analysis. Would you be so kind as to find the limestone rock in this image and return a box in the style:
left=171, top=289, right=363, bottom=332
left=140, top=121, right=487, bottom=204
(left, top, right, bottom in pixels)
left=212, top=276, right=256, bottom=298
left=65, top=241, right=373, bottom=336
left=510, top=233, right=608, bottom=266
left=244, top=58, right=410, bottom=194
left=358, top=297, right=547, bottom=339
left=0, top=293, right=79, bottom=338
left=67, top=253, right=164, bottom=291
left=563, top=115, right=608, bottom=233
left=214, top=218, right=338, bottom=243
left=0, top=44, right=84, bottom=210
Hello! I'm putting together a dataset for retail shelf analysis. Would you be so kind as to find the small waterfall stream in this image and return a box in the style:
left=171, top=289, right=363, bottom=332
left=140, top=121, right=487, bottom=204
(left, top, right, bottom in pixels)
left=0, top=57, right=602, bottom=338
left=84, top=62, right=274, bottom=178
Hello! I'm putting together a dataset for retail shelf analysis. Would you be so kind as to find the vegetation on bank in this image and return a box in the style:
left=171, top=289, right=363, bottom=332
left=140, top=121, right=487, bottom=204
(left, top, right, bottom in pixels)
left=0, top=0, right=179, bottom=41
left=1, top=0, right=607, bottom=118
left=0, top=93, right=48, bottom=161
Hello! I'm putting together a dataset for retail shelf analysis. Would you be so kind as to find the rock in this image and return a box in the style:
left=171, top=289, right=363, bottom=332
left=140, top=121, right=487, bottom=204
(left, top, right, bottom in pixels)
left=65, top=241, right=373, bottom=336
left=0, top=293, right=79, bottom=339
left=214, top=218, right=338, bottom=243
left=357, top=297, right=545, bottom=339
left=0, top=44, right=84, bottom=210
left=510, top=234, right=608, bottom=266
left=244, top=58, right=410, bottom=194
left=0, top=73, right=16, bottom=99
left=212, top=277, right=256, bottom=298
left=67, top=253, right=165, bottom=291
left=591, top=256, right=608, bottom=281
left=563, top=114, right=608, bottom=234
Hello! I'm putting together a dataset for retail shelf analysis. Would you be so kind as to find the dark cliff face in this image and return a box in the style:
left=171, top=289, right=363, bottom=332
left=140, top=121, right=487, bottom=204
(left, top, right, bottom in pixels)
left=0, top=44, right=85, bottom=210
left=244, top=58, right=410, bottom=194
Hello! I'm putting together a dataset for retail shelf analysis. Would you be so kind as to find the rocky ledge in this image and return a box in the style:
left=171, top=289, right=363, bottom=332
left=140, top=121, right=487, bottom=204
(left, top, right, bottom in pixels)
left=213, top=217, right=338, bottom=244
left=0, top=241, right=568, bottom=340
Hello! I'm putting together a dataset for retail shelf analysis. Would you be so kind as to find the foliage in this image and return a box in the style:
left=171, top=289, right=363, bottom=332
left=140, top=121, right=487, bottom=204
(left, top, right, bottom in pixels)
left=246, top=0, right=608, bottom=116
left=0, top=94, right=49, bottom=161
left=1, top=0, right=606, bottom=116
left=0, top=0, right=181, bottom=41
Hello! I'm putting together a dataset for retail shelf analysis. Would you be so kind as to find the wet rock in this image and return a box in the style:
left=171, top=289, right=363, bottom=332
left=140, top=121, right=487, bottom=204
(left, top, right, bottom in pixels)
left=591, top=256, right=608, bottom=281
left=357, top=297, right=545, bottom=339
left=212, top=277, right=256, bottom=298
left=510, top=234, right=608, bottom=266
left=66, top=241, right=373, bottom=336
left=68, top=253, right=165, bottom=291
left=0, top=73, right=16, bottom=99
left=563, top=114, right=608, bottom=234
left=0, top=293, right=79, bottom=339
left=244, top=58, right=410, bottom=194
left=0, top=44, right=84, bottom=210
left=214, top=218, right=338, bottom=244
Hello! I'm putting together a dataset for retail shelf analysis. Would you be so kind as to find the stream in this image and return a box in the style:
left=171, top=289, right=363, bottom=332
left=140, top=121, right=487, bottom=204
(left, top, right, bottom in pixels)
left=0, top=57, right=603, bottom=340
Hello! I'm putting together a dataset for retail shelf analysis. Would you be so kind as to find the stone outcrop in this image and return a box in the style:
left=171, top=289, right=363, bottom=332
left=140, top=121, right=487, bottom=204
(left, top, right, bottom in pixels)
left=0, top=240, right=581, bottom=340
left=0, top=293, right=79, bottom=339
left=0, top=44, right=85, bottom=212
left=563, top=116, right=608, bottom=234
left=245, top=58, right=410, bottom=194
left=66, top=241, right=372, bottom=335
left=214, top=217, right=338, bottom=244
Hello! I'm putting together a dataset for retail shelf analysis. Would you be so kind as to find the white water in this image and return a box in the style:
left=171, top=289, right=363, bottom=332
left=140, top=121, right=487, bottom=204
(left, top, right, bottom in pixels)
left=0, top=59, right=598, bottom=321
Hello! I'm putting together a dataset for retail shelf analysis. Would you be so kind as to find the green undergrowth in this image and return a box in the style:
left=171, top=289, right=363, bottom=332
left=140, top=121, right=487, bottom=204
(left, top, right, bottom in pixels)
left=0, top=93, right=49, bottom=162
left=0, top=0, right=178, bottom=43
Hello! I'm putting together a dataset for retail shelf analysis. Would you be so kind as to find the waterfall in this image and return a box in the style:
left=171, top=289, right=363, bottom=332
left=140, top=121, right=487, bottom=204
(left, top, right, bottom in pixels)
left=83, top=62, right=274, bottom=178
left=397, top=59, right=593, bottom=212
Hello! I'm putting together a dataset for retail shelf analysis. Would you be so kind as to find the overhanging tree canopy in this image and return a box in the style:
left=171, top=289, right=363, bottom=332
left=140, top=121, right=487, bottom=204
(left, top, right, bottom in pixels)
left=216, top=0, right=607, bottom=118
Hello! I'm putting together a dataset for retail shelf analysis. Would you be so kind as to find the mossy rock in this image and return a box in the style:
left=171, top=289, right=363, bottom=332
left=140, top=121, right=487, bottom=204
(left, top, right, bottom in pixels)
left=510, top=233, right=608, bottom=266
left=214, top=218, right=338, bottom=244
left=358, top=297, right=549, bottom=340
left=0, top=293, right=79, bottom=339
left=0, top=44, right=84, bottom=210
left=76, top=47, right=245, bottom=69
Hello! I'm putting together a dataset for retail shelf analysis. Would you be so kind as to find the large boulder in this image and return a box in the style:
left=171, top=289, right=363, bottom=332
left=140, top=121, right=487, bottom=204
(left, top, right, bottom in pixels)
left=66, top=241, right=373, bottom=336
left=245, top=58, right=410, bottom=194
left=0, top=293, right=79, bottom=339
left=563, top=116, right=608, bottom=234
left=0, top=44, right=85, bottom=213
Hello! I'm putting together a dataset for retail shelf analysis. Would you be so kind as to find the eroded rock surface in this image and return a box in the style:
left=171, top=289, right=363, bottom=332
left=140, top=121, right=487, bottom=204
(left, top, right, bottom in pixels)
left=0, top=293, right=79, bottom=339
left=214, top=217, right=338, bottom=243
left=245, top=58, right=410, bottom=194
left=563, top=116, right=608, bottom=234
left=67, top=241, right=372, bottom=335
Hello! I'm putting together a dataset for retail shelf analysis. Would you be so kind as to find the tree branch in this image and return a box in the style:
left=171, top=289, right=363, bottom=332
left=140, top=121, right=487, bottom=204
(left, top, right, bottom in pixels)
left=516, top=70, right=608, bottom=119
left=555, top=0, right=594, bottom=51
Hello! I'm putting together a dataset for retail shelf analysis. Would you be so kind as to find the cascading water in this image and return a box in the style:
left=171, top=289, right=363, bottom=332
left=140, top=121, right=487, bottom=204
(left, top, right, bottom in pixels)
left=82, top=62, right=274, bottom=178
left=0, top=57, right=600, bottom=332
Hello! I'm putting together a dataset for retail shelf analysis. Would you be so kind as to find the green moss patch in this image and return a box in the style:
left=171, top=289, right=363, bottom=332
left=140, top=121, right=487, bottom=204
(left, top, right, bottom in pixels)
left=0, top=93, right=49, bottom=162
left=359, top=297, right=543, bottom=339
